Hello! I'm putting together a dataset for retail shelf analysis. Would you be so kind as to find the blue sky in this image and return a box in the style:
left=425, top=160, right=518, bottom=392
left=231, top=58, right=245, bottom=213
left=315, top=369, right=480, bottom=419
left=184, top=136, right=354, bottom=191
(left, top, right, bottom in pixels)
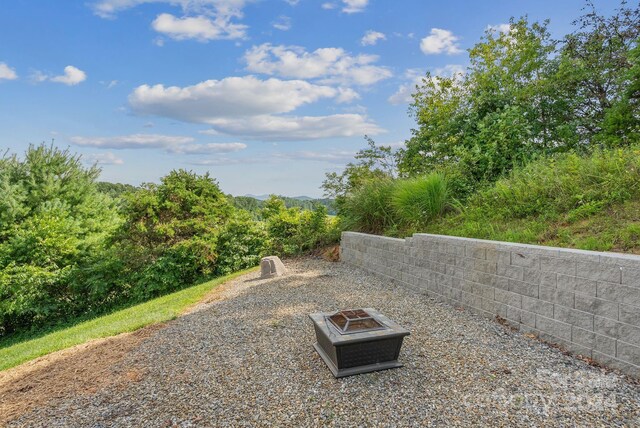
left=0, top=0, right=620, bottom=197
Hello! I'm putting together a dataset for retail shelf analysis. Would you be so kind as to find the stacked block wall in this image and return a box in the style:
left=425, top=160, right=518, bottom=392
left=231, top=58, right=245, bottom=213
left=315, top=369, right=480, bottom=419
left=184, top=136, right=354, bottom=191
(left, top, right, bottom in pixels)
left=341, top=231, right=640, bottom=377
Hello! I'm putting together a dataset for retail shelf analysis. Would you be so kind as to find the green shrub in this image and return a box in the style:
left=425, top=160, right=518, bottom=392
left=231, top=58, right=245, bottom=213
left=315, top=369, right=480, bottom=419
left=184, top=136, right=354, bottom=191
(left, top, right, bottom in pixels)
left=261, top=196, right=340, bottom=255
left=392, top=173, right=452, bottom=228
left=215, top=213, right=269, bottom=276
left=339, top=179, right=399, bottom=235
left=474, top=147, right=640, bottom=219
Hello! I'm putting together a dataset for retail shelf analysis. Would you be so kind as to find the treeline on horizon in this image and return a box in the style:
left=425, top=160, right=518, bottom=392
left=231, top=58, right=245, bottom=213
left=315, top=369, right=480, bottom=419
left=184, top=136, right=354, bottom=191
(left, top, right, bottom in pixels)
left=323, top=1, right=640, bottom=246
left=96, top=181, right=337, bottom=215
left=0, top=146, right=340, bottom=338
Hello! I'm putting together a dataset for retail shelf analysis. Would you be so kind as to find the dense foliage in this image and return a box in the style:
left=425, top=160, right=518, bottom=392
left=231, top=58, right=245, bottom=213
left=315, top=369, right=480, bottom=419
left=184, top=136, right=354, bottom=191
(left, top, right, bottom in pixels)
left=326, top=1, right=640, bottom=241
left=425, top=146, right=640, bottom=252
left=230, top=194, right=336, bottom=216
left=0, top=145, right=339, bottom=337
left=394, top=2, right=640, bottom=193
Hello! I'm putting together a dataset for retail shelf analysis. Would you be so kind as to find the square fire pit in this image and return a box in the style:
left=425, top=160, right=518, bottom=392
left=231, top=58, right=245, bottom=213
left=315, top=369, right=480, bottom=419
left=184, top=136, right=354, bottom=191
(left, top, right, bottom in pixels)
left=309, top=308, right=410, bottom=378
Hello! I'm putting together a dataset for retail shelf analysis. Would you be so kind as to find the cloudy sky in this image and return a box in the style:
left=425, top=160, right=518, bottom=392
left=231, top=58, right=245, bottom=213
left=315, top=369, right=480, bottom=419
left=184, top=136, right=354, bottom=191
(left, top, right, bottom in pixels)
left=0, top=0, right=618, bottom=196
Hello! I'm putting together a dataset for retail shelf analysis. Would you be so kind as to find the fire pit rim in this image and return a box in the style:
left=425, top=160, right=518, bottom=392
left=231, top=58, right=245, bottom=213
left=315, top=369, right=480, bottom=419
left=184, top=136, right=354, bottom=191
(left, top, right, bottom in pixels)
left=308, top=307, right=410, bottom=345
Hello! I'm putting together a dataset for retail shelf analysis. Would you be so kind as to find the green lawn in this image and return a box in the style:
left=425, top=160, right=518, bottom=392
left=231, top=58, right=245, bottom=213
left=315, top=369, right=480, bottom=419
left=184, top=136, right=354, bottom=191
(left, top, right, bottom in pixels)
left=0, top=267, right=258, bottom=371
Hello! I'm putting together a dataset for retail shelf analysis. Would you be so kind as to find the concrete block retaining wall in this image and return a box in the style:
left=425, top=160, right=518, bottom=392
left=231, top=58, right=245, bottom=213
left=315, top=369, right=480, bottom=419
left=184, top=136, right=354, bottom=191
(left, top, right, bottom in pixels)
left=341, top=231, right=640, bottom=377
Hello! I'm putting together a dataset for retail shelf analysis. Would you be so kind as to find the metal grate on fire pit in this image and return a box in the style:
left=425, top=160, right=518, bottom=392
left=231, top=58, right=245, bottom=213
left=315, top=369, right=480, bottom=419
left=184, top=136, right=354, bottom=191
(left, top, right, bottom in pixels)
left=327, top=309, right=386, bottom=334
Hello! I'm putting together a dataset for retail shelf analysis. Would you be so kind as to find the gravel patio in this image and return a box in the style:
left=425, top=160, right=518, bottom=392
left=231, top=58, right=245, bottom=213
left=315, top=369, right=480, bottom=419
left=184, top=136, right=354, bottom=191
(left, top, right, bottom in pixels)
left=5, top=258, right=640, bottom=427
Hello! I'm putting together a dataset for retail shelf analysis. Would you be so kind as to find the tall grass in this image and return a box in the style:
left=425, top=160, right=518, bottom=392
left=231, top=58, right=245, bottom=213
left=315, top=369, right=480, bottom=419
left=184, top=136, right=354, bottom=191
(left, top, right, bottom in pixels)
left=392, top=173, right=452, bottom=228
left=471, top=147, right=640, bottom=219
left=340, top=179, right=399, bottom=235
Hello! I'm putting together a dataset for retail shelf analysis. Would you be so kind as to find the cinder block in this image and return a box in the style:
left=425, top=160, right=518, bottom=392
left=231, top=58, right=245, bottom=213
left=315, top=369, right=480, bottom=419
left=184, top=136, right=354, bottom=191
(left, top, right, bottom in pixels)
left=522, top=268, right=541, bottom=285
left=577, top=262, right=622, bottom=283
left=540, top=271, right=557, bottom=287
left=485, top=248, right=498, bottom=263
left=521, top=309, right=536, bottom=327
left=522, top=296, right=554, bottom=318
left=541, top=257, right=577, bottom=276
left=466, top=245, right=486, bottom=260
left=536, top=315, right=572, bottom=341
left=619, top=304, right=640, bottom=328
left=508, top=279, right=539, bottom=298
left=617, top=341, right=640, bottom=366
left=506, top=306, right=523, bottom=324
left=574, top=293, right=619, bottom=320
left=496, top=250, right=511, bottom=265
left=554, top=305, right=594, bottom=331
left=572, top=326, right=595, bottom=348
left=594, top=316, right=640, bottom=344
left=474, top=259, right=497, bottom=274
left=622, top=266, right=640, bottom=288
left=539, top=285, right=574, bottom=308
left=592, top=351, right=640, bottom=378
left=595, top=334, right=617, bottom=357
left=511, top=252, right=540, bottom=269
left=455, top=256, right=475, bottom=270
left=446, top=243, right=466, bottom=257
left=596, top=281, right=640, bottom=306
left=497, top=264, right=523, bottom=281
left=556, top=274, right=597, bottom=295
left=495, top=288, right=522, bottom=308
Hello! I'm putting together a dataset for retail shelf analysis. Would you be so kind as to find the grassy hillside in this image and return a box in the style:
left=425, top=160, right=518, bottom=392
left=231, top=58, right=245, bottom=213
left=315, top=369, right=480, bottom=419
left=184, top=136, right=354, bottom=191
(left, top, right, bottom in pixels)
left=424, top=148, right=640, bottom=253
left=0, top=267, right=256, bottom=371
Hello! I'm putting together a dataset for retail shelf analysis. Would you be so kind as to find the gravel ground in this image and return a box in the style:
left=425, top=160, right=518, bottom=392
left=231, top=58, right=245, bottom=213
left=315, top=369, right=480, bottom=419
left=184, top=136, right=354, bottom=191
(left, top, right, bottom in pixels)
left=9, top=258, right=640, bottom=427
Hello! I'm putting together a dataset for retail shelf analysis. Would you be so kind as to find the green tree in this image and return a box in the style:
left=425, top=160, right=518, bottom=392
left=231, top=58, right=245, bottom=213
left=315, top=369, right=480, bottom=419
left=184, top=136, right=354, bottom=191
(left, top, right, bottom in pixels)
left=116, top=170, right=233, bottom=299
left=398, top=18, right=567, bottom=188
left=322, top=136, right=397, bottom=202
left=557, top=1, right=640, bottom=144
left=0, top=144, right=121, bottom=334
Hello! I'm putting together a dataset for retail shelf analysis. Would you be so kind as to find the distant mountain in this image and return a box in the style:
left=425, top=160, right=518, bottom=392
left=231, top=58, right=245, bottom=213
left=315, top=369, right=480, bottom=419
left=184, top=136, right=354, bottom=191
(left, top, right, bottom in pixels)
left=244, top=194, right=271, bottom=201
left=244, top=194, right=317, bottom=201
left=235, top=194, right=336, bottom=215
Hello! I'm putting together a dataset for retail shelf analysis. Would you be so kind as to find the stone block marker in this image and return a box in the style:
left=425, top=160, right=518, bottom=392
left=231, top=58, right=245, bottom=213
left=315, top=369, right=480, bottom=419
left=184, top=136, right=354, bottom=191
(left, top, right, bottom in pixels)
left=260, top=256, right=286, bottom=278
left=341, top=231, right=640, bottom=378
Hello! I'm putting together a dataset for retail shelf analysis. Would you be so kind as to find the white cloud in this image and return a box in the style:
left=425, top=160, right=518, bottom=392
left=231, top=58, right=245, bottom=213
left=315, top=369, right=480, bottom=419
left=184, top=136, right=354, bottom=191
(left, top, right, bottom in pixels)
left=0, top=62, right=17, bottom=80
left=205, top=114, right=383, bottom=140
left=71, top=133, right=247, bottom=154
left=128, top=75, right=384, bottom=140
left=100, top=79, right=119, bottom=88
left=342, top=0, right=368, bottom=13
left=198, top=128, right=219, bottom=135
left=487, top=23, right=512, bottom=34
left=283, top=0, right=299, bottom=5
left=360, top=30, right=385, bottom=46
left=32, top=65, right=87, bottom=86
left=91, top=0, right=247, bottom=18
left=92, top=1, right=248, bottom=40
left=52, top=66, right=87, bottom=85
left=244, top=44, right=391, bottom=86
left=276, top=149, right=356, bottom=163
left=388, top=65, right=464, bottom=105
left=83, top=152, right=125, bottom=165
left=420, top=28, right=462, bottom=55
left=129, top=76, right=339, bottom=120
left=321, top=3, right=336, bottom=10
left=152, top=13, right=247, bottom=41
left=272, top=15, right=291, bottom=31
left=335, top=87, right=360, bottom=103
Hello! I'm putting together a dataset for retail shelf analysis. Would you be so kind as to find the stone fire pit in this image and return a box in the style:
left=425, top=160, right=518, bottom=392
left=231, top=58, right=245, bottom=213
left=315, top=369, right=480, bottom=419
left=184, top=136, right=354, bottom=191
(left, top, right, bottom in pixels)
left=309, top=308, right=410, bottom=378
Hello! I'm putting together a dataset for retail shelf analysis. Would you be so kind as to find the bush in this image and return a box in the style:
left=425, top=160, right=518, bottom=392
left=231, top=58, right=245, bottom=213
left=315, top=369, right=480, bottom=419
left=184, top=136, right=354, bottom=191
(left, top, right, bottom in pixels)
left=392, top=173, right=452, bottom=228
left=215, top=213, right=269, bottom=276
left=473, top=147, right=640, bottom=219
left=339, top=179, right=399, bottom=235
left=0, top=145, right=121, bottom=335
left=261, top=196, right=340, bottom=255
